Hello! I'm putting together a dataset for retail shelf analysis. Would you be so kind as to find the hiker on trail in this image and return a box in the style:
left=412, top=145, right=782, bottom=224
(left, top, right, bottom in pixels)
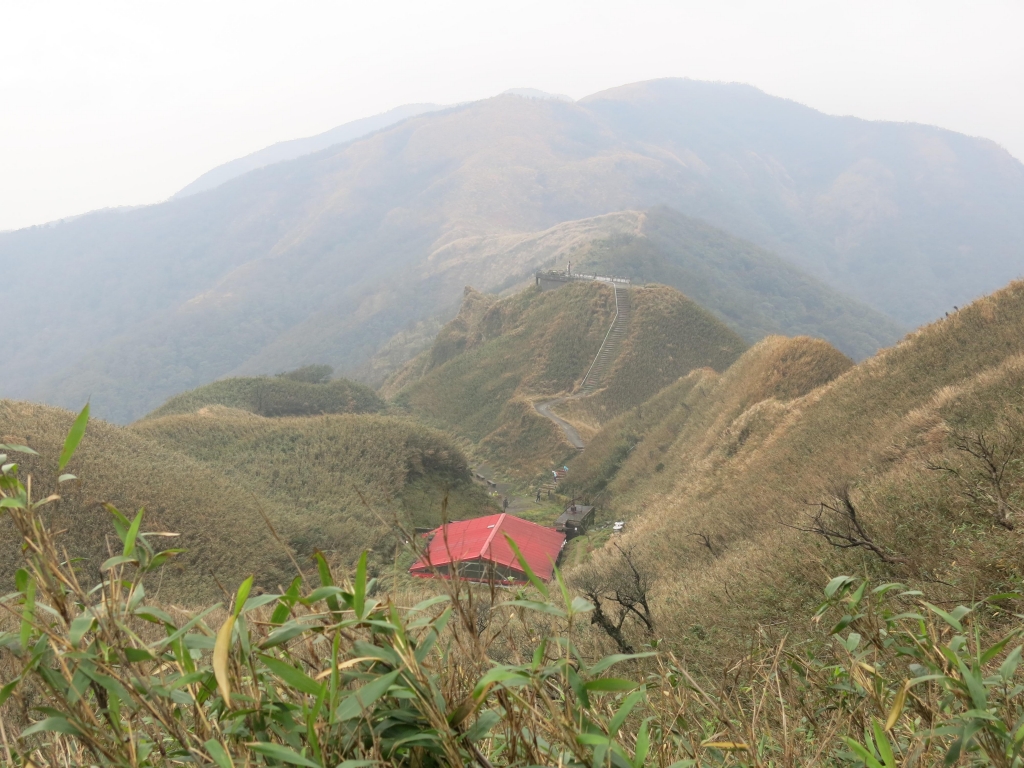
left=502, top=497, right=509, bottom=512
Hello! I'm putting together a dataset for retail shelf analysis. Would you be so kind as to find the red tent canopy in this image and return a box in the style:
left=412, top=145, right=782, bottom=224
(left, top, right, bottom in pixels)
left=410, top=513, right=565, bottom=583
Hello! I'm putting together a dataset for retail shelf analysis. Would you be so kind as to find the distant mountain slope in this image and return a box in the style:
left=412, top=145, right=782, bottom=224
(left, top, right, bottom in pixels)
left=172, top=103, right=446, bottom=198
left=570, top=208, right=903, bottom=360
left=389, top=281, right=746, bottom=474
left=4, top=78, right=1022, bottom=421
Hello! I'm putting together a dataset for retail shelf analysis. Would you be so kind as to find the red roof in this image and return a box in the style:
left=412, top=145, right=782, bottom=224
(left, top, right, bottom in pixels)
left=410, top=514, right=565, bottom=582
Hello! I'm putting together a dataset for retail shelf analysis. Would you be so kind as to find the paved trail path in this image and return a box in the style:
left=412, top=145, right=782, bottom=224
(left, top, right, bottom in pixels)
left=534, top=395, right=585, bottom=449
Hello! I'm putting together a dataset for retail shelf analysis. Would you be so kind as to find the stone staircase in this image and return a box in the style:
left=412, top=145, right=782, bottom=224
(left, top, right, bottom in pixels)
left=578, top=284, right=630, bottom=395
left=539, top=468, right=568, bottom=497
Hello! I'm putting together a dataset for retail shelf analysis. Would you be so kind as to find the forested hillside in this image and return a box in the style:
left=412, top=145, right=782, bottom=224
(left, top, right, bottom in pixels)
left=3, top=79, right=1021, bottom=421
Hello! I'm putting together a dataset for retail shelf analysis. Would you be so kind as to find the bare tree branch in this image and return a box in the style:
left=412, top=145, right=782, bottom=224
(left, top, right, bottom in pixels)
left=783, top=483, right=904, bottom=564
left=928, top=426, right=1021, bottom=530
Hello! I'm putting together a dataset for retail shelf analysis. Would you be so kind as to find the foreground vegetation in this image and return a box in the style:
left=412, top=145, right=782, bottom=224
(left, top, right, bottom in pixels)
left=1, top=414, right=1022, bottom=766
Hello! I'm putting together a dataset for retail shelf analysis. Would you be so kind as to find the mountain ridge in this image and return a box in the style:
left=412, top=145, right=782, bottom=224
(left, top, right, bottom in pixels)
left=3, top=78, right=1021, bottom=421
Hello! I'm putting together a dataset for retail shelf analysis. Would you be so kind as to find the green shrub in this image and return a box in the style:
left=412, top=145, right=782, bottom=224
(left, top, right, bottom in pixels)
left=277, top=364, right=334, bottom=384
left=144, top=374, right=383, bottom=420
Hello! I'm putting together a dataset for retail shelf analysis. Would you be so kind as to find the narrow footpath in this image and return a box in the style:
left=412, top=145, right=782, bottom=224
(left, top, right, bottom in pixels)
left=534, top=396, right=585, bottom=449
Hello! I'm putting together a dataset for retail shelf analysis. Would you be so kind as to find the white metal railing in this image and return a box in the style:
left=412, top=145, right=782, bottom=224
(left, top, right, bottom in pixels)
left=579, top=284, right=623, bottom=391
left=538, top=271, right=631, bottom=285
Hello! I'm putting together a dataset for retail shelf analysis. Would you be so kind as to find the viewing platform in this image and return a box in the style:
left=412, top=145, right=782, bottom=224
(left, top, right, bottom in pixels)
left=535, top=270, right=631, bottom=291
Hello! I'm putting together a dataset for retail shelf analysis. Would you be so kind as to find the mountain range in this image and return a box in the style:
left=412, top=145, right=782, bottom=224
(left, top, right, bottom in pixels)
left=2, top=78, right=1023, bottom=423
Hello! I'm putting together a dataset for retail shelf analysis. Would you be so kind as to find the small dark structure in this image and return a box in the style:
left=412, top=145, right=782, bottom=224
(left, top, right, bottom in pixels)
left=554, top=504, right=596, bottom=538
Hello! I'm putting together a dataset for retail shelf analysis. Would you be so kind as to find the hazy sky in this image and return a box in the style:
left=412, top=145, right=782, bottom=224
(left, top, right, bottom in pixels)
left=2, top=0, right=1021, bottom=232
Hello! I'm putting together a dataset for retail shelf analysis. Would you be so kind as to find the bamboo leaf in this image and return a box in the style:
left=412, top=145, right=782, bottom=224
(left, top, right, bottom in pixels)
left=633, top=718, right=652, bottom=768
left=0, top=443, right=38, bottom=455
left=204, top=739, right=234, bottom=768
left=609, top=688, right=645, bottom=735
left=233, top=576, right=254, bottom=618
left=123, top=508, right=144, bottom=557
left=701, top=741, right=750, bottom=751
left=584, top=677, right=638, bottom=692
left=21, top=716, right=83, bottom=738
left=842, top=738, right=884, bottom=768
left=998, top=645, right=1022, bottom=682
left=213, top=614, right=236, bottom=705
left=873, top=719, right=896, bottom=765
left=589, top=652, right=657, bottom=676
left=353, top=550, right=367, bottom=618
left=246, top=742, right=322, bottom=767
left=504, top=534, right=548, bottom=598
left=333, top=669, right=401, bottom=722
left=259, top=654, right=325, bottom=697
left=58, top=403, right=89, bottom=472
left=885, top=681, right=910, bottom=731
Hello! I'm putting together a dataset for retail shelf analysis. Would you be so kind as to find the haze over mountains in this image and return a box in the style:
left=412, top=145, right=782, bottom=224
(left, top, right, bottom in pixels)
left=2, top=78, right=1023, bottom=423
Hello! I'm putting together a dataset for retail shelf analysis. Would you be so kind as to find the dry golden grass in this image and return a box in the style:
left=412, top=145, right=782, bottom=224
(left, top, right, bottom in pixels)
left=0, top=401, right=490, bottom=604
left=564, top=287, right=1024, bottom=664
left=0, top=401, right=294, bottom=603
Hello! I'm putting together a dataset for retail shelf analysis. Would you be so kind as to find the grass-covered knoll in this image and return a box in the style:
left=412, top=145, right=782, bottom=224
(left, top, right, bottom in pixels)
left=0, top=401, right=294, bottom=602
left=567, top=283, right=1024, bottom=664
left=549, top=283, right=748, bottom=435
left=0, top=399, right=485, bottom=603
left=572, top=207, right=905, bottom=360
left=133, top=408, right=493, bottom=566
left=143, top=366, right=384, bottom=420
left=565, top=336, right=852, bottom=499
left=389, top=281, right=744, bottom=474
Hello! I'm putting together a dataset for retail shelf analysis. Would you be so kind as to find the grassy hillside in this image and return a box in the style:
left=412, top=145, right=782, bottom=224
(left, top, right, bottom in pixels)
left=564, top=283, right=1024, bottom=663
left=143, top=367, right=384, bottom=420
left=5, top=79, right=1021, bottom=421
left=564, top=336, right=853, bottom=498
left=390, top=281, right=745, bottom=474
left=132, top=408, right=493, bottom=564
left=0, top=401, right=295, bottom=602
left=1, top=399, right=486, bottom=601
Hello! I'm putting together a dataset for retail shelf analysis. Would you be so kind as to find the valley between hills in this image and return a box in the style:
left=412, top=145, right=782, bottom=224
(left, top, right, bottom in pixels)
left=2, top=79, right=1024, bottom=766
